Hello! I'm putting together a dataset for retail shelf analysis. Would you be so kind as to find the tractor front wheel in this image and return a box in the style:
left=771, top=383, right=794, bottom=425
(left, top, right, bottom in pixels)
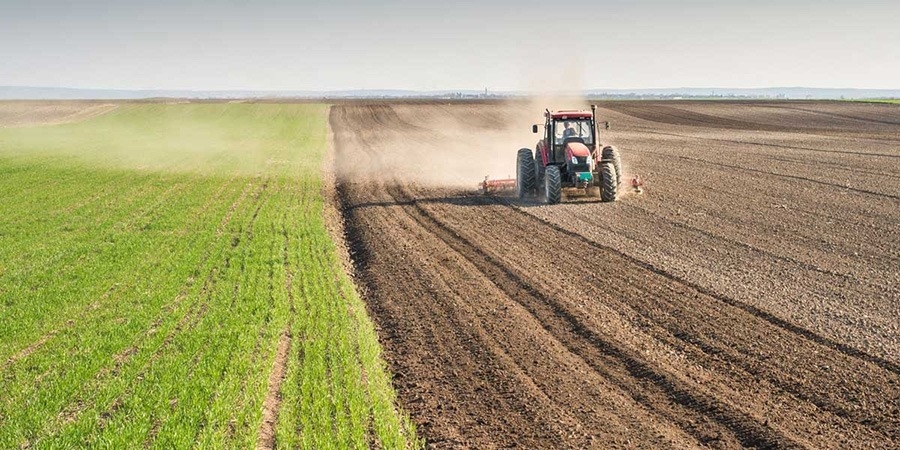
left=516, top=148, right=536, bottom=199
left=600, top=162, right=618, bottom=202
left=545, top=165, right=562, bottom=204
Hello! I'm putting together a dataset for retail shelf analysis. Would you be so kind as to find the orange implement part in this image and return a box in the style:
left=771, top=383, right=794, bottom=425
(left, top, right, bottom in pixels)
left=631, top=175, right=645, bottom=193
left=479, top=176, right=516, bottom=195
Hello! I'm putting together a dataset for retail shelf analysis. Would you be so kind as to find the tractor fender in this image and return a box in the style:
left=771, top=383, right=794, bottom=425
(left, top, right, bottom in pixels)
left=535, top=140, right=549, bottom=166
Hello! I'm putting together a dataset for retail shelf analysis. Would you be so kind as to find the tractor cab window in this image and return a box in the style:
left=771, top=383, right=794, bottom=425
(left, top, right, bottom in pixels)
left=553, top=120, right=594, bottom=146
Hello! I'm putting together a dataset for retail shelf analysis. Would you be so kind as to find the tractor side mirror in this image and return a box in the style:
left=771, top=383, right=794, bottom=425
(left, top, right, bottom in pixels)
left=532, top=124, right=539, bottom=134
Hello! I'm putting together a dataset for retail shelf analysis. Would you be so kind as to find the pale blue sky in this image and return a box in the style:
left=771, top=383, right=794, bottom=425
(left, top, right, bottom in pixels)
left=1, top=0, right=897, bottom=91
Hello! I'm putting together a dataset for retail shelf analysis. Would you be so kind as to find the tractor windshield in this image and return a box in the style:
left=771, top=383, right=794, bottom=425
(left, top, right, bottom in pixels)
left=554, top=119, right=594, bottom=145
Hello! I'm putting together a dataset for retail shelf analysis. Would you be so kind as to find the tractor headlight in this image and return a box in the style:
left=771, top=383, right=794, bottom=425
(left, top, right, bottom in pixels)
left=571, top=156, right=578, bottom=165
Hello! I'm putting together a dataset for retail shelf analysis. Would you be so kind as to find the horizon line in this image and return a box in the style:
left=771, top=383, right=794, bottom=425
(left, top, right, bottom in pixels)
left=3, top=85, right=900, bottom=93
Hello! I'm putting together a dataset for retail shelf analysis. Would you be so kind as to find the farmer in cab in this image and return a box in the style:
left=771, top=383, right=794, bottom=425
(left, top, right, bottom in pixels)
left=563, top=121, right=578, bottom=140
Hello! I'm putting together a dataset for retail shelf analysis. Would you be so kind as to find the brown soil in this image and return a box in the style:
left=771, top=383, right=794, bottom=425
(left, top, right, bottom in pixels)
left=0, top=101, right=118, bottom=127
left=331, top=101, right=900, bottom=449
left=256, top=330, right=291, bottom=450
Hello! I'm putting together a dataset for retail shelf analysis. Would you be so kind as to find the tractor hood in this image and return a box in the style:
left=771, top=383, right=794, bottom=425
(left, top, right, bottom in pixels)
left=564, top=142, right=591, bottom=159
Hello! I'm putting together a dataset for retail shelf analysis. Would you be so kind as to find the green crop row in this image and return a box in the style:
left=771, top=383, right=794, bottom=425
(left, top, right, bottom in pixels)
left=0, top=104, right=419, bottom=448
left=859, top=99, right=900, bottom=104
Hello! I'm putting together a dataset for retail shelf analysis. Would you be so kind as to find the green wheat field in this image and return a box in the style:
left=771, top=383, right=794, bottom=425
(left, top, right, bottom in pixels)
left=0, top=104, right=418, bottom=449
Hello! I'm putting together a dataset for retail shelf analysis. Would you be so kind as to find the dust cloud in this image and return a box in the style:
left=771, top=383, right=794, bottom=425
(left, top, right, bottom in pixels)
left=334, top=102, right=532, bottom=188
left=334, top=97, right=602, bottom=190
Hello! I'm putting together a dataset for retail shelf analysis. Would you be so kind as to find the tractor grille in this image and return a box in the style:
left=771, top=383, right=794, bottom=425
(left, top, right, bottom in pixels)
left=570, top=156, right=590, bottom=173
left=571, top=163, right=590, bottom=172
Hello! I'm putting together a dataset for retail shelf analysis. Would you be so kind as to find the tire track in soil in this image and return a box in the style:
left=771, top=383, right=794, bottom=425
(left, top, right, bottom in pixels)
left=386, top=185, right=800, bottom=449
left=332, top=102, right=900, bottom=449
left=507, top=196, right=900, bottom=377
left=605, top=101, right=900, bottom=142
left=256, top=331, right=291, bottom=449
left=341, top=186, right=665, bottom=448
left=604, top=104, right=777, bottom=132
left=672, top=129, right=900, bottom=157
left=415, top=187, right=898, bottom=445
left=773, top=105, right=900, bottom=126
left=630, top=148, right=900, bottom=200
left=498, top=199, right=900, bottom=405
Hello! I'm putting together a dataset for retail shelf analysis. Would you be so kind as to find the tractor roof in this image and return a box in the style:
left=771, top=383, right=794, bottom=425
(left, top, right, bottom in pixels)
left=549, top=110, right=592, bottom=120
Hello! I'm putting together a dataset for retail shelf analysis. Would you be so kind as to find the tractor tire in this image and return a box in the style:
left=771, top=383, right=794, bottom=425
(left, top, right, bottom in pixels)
left=544, top=165, right=562, bottom=205
left=516, top=148, right=536, bottom=199
left=534, top=148, right=545, bottom=188
left=602, top=146, right=622, bottom=186
left=600, top=162, right=618, bottom=202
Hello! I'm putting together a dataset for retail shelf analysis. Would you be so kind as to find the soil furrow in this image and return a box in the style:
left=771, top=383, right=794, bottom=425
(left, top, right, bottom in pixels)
left=421, top=189, right=897, bottom=444
left=633, top=148, right=900, bottom=200
left=640, top=129, right=900, bottom=159
left=391, top=186, right=802, bottom=449
left=508, top=200, right=900, bottom=377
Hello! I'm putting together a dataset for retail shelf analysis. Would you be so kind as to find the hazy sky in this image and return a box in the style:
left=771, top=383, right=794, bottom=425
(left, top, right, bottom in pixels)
left=1, top=0, right=898, bottom=91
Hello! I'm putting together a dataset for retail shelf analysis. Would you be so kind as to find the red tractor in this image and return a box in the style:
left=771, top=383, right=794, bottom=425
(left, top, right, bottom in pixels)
left=516, top=105, right=622, bottom=203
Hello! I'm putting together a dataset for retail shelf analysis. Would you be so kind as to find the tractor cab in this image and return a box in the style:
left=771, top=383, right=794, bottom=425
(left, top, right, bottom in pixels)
left=552, top=118, right=594, bottom=147
left=532, top=109, right=607, bottom=167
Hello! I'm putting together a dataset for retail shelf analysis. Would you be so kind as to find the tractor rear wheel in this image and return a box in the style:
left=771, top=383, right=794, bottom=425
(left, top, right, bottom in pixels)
left=600, top=162, right=618, bottom=202
left=545, top=165, right=562, bottom=204
left=602, top=146, right=622, bottom=186
left=516, top=148, right=536, bottom=199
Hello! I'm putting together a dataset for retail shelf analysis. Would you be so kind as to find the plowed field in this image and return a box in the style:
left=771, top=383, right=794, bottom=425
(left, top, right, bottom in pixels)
left=332, top=101, right=900, bottom=449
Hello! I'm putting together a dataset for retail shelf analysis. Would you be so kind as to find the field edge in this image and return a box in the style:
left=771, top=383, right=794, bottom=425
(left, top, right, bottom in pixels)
left=319, top=106, right=422, bottom=449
